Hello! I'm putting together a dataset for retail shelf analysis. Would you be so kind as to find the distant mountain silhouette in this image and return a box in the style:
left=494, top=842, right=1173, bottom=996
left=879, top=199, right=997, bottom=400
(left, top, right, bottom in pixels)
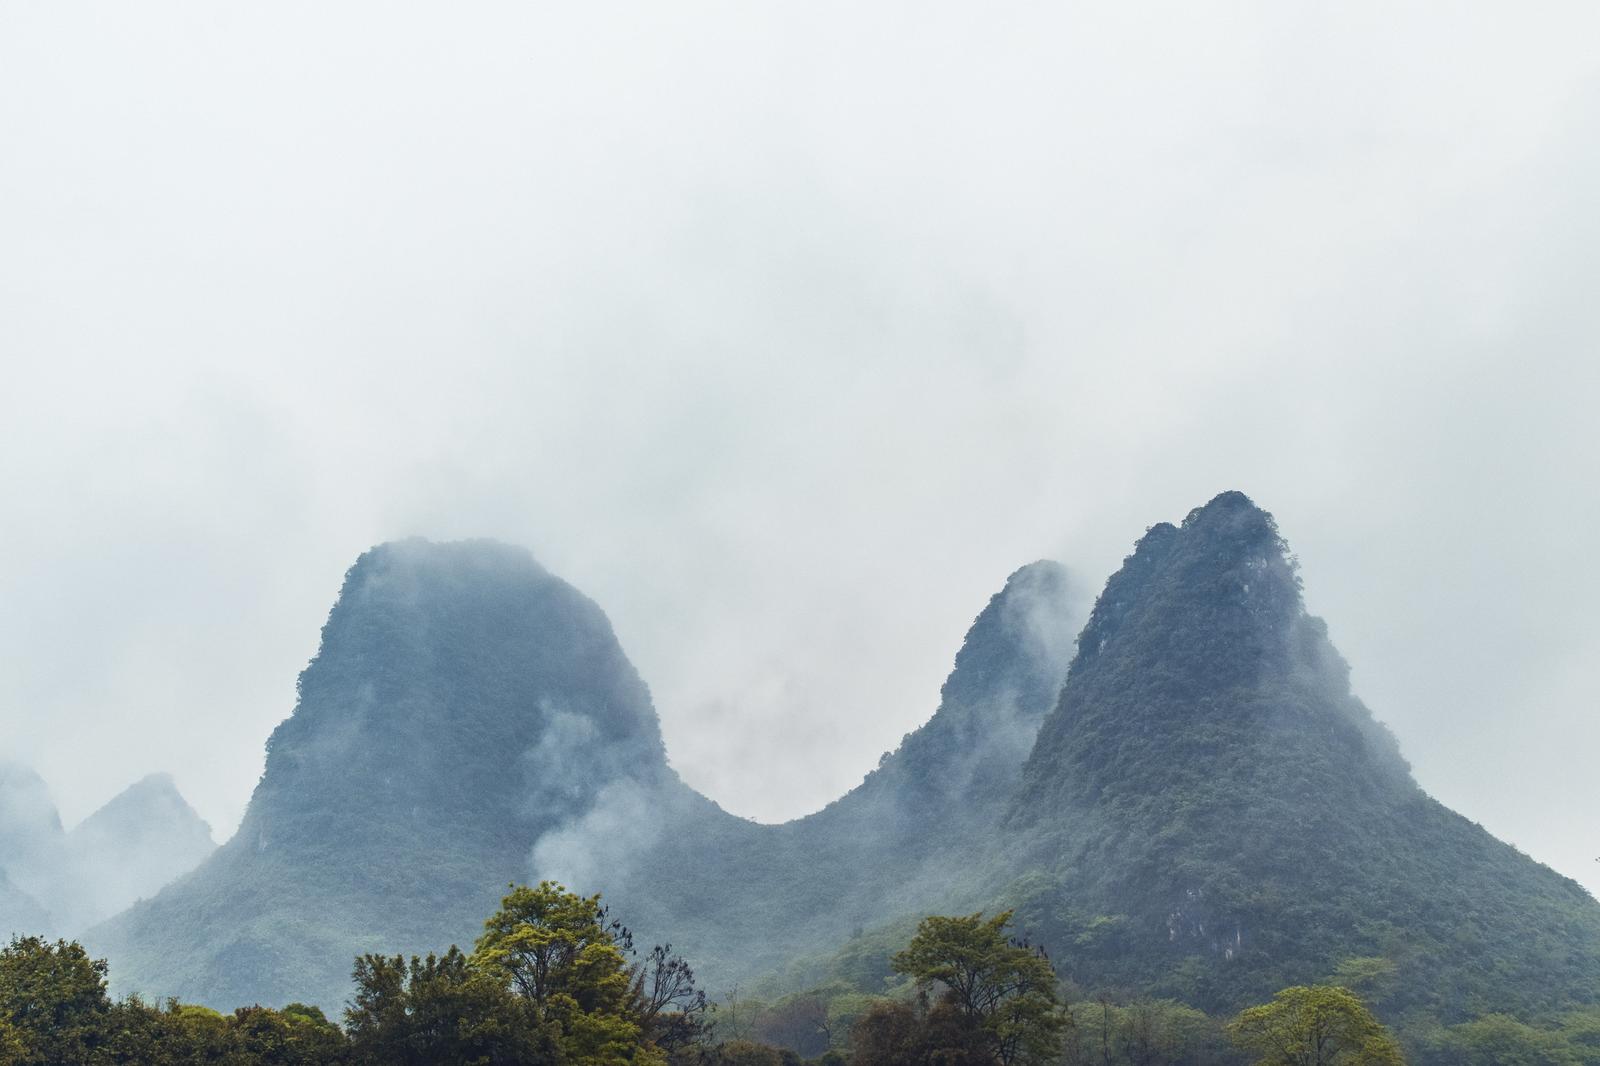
left=0, top=868, right=52, bottom=940
left=0, top=763, right=214, bottom=935
left=0, top=762, right=67, bottom=929
left=68, top=773, right=215, bottom=929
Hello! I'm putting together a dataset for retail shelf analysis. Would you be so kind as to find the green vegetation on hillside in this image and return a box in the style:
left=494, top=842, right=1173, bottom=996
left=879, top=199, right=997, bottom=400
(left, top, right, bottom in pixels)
left=5, top=883, right=707, bottom=1066
left=73, top=498, right=1600, bottom=1060
left=12, top=890, right=1600, bottom=1065
left=993, top=494, right=1600, bottom=1017
left=86, top=547, right=1079, bottom=1010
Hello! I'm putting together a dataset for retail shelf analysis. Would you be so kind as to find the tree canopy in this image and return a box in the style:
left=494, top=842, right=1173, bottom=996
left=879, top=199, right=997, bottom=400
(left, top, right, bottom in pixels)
left=1227, top=986, right=1404, bottom=1066
left=889, top=911, right=1064, bottom=1066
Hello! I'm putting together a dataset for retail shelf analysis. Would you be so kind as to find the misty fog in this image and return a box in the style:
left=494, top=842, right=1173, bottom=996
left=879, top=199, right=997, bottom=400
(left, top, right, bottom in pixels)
left=1, top=1, right=1597, bottom=901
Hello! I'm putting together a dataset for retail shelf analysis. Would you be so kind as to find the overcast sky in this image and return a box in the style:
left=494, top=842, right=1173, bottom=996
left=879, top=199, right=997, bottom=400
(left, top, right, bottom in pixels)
left=2, top=2, right=1597, bottom=896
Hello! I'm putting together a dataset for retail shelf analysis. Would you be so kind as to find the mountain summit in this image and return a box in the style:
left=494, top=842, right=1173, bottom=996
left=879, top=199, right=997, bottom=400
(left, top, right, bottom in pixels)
left=90, top=538, right=674, bottom=1007
left=67, top=774, right=215, bottom=929
left=1001, top=492, right=1600, bottom=1016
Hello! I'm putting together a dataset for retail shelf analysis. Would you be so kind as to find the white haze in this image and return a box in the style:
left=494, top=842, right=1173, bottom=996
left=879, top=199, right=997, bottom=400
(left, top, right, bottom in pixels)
left=1, top=3, right=1597, bottom=898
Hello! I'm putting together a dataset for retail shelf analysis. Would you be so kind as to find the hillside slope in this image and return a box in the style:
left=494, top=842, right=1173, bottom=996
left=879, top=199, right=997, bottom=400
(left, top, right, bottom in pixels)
left=88, top=539, right=681, bottom=1008
left=88, top=544, right=1079, bottom=1009
left=996, top=492, right=1600, bottom=1018
left=565, top=560, right=1080, bottom=983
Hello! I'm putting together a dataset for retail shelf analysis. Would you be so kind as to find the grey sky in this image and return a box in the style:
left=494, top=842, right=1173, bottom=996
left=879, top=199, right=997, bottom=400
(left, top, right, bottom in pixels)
left=2, top=3, right=1597, bottom=897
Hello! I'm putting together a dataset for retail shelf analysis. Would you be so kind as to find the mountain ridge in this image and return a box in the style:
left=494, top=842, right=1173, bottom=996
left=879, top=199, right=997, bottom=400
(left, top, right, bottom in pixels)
left=83, top=497, right=1600, bottom=1030
left=87, top=540, right=1080, bottom=1009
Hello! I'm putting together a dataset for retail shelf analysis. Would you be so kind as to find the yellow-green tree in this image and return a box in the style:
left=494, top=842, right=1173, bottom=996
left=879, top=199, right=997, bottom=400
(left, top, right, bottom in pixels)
left=0, top=1017, right=23, bottom=1066
left=473, top=881, right=656, bottom=1066
left=1228, top=986, right=1404, bottom=1066
left=1445, top=1013, right=1581, bottom=1066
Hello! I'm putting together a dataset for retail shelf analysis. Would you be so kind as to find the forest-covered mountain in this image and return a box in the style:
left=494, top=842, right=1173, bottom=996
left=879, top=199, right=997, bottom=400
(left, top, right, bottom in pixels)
left=746, top=496, right=1600, bottom=1030
left=86, top=541, right=1080, bottom=1009
left=0, top=764, right=215, bottom=937
left=82, top=495, right=1600, bottom=1035
left=88, top=539, right=682, bottom=1009
left=991, top=493, right=1600, bottom=1021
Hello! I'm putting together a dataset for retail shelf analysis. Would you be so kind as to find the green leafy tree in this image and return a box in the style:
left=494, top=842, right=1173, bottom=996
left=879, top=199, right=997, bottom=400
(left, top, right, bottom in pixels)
left=0, top=936, right=111, bottom=1066
left=1444, top=1013, right=1581, bottom=1066
left=0, top=1018, right=24, bottom=1066
left=347, top=946, right=549, bottom=1066
left=160, top=1001, right=234, bottom=1061
left=1557, top=1007, right=1600, bottom=1064
left=278, top=1002, right=352, bottom=1062
left=230, top=1004, right=350, bottom=1065
left=1227, top=986, right=1403, bottom=1066
left=847, top=997, right=990, bottom=1066
left=1063, top=997, right=1230, bottom=1066
left=472, top=882, right=652, bottom=1066
left=227, top=1002, right=352, bottom=1064
left=890, top=911, right=1065, bottom=1066
left=1324, top=959, right=1399, bottom=1006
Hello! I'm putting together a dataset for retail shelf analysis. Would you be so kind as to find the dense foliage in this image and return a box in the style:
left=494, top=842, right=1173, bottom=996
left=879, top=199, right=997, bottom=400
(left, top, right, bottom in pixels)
left=0, top=935, right=347, bottom=1065
left=12, top=894, right=1600, bottom=1066
left=1, top=883, right=717, bottom=1066
left=1226, top=986, right=1403, bottom=1066
left=889, top=912, right=1063, bottom=1066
